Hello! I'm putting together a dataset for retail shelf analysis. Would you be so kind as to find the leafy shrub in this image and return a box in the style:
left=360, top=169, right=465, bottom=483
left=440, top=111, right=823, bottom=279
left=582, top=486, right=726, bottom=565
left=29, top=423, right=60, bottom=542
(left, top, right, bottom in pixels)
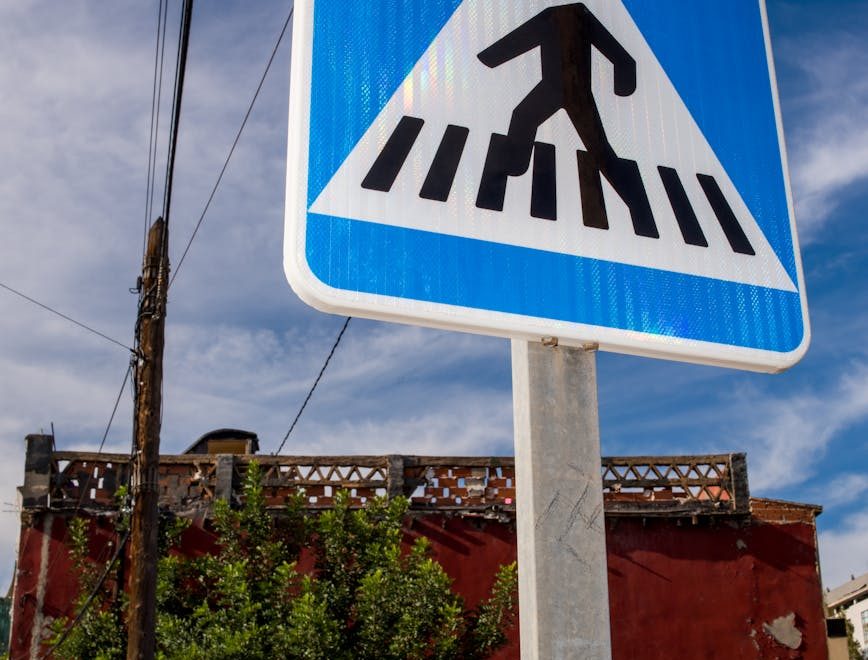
left=50, top=462, right=517, bottom=659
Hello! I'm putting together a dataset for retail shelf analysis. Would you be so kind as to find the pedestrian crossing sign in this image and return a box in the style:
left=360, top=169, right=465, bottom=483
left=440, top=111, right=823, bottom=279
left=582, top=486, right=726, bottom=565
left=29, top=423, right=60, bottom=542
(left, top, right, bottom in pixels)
left=284, top=0, right=810, bottom=372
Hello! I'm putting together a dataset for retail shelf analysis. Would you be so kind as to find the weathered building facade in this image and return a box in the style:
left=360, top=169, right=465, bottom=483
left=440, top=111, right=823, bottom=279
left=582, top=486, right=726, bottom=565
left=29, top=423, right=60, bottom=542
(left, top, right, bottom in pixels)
left=826, top=572, right=868, bottom=658
left=11, top=433, right=828, bottom=659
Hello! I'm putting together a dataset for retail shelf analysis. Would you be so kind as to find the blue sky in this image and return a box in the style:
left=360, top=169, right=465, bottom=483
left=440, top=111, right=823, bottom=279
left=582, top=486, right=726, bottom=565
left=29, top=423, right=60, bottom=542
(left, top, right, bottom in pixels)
left=0, top=0, right=865, bottom=593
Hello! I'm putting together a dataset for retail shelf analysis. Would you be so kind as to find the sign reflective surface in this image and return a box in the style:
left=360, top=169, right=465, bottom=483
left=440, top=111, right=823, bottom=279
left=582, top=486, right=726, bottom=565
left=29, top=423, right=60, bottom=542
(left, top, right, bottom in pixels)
left=285, top=0, right=809, bottom=372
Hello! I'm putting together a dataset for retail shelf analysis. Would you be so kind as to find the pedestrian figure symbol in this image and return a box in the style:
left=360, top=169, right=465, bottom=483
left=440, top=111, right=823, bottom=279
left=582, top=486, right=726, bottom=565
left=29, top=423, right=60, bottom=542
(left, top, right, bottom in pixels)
left=358, top=3, right=757, bottom=257
left=476, top=3, right=657, bottom=238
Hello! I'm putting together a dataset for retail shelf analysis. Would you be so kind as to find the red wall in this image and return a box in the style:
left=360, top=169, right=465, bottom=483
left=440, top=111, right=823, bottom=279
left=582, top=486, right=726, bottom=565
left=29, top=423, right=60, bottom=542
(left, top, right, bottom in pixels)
left=11, top=514, right=99, bottom=658
left=607, top=515, right=826, bottom=659
left=407, top=505, right=826, bottom=660
left=405, top=515, right=520, bottom=660
left=11, top=503, right=827, bottom=660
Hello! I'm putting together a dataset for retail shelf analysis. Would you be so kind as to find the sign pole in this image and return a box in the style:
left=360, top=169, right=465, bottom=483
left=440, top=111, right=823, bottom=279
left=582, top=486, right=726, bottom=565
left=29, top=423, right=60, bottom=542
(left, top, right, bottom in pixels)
left=512, top=339, right=612, bottom=660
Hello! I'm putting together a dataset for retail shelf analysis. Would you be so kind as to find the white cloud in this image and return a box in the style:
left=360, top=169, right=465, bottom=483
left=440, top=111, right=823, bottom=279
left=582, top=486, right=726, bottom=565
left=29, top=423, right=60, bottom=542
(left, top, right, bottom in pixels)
left=738, top=363, right=868, bottom=493
left=779, top=32, right=868, bottom=239
left=291, top=386, right=514, bottom=457
left=158, top=320, right=510, bottom=454
left=810, top=473, right=868, bottom=509
left=791, top=116, right=868, bottom=233
left=819, top=512, right=868, bottom=589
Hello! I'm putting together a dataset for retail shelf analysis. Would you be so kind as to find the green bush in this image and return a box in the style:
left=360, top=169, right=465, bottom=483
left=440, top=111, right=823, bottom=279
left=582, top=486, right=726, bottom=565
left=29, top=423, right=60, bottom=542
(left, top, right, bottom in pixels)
left=51, top=462, right=518, bottom=659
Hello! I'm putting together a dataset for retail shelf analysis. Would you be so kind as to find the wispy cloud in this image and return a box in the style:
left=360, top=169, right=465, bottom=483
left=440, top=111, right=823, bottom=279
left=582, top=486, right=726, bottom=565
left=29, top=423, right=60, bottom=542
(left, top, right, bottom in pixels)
left=778, top=31, right=868, bottom=240
left=289, top=387, right=514, bottom=457
left=736, top=363, right=868, bottom=493
left=159, top=320, right=511, bottom=454
left=808, top=473, right=868, bottom=509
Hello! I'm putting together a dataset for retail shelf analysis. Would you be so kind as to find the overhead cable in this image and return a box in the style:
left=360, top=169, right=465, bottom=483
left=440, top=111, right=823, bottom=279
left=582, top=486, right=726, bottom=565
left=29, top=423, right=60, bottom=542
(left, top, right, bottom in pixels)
left=63, top=361, right=133, bottom=510
left=161, top=0, right=195, bottom=230
left=143, top=0, right=170, bottom=257
left=38, top=361, right=134, bottom=592
left=39, top=528, right=131, bottom=660
left=273, top=316, right=351, bottom=455
left=170, top=3, right=295, bottom=287
left=96, top=362, right=133, bottom=457
left=0, top=281, right=134, bottom=353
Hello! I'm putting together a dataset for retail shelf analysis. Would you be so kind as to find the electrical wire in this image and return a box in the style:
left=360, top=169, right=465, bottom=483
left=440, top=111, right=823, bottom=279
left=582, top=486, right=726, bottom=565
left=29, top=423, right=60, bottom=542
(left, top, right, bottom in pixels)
left=143, top=0, right=169, bottom=257
left=161, top=0, right=194, bottom=230
left=95, top=363, right=133, bottom=461
left=170, top=3, right=294, bottom=288
left=47, top=365, right=132, bottom=505
left=43, top=362, right=132, bottom=531
left=0, top=281, right=134, bottom=353
left=273, top=316, right=351, bottom=455
left=39, top=528, right=131, bottom=660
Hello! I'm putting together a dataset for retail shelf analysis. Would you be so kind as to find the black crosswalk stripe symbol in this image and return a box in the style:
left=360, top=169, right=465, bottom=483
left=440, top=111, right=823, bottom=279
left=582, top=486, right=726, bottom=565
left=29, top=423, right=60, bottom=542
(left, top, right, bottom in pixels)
left=362, top=115, right=756, bottom=257
left=360, top=116, right=425, bottom=192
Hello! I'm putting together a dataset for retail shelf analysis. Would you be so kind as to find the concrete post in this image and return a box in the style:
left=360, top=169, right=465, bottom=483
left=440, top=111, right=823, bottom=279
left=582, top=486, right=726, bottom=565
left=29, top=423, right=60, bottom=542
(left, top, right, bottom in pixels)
left=22, top=435, right=53, bottom=509
left=386, top=455, right=405, bottom=499
left=511, top=340, right=612, bottom=660
left=214, top=455, right=235, bottom=503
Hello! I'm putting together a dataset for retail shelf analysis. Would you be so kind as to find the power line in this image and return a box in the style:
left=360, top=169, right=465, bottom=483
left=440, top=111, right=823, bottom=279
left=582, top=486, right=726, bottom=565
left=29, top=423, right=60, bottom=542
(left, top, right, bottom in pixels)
left=75, top=362, right=133, bottom=505
left=67, top=362, right=133, bottom=510
left=38, top=361, right=134, bottom=597
left=143, top=0, right=169, bottom=257
left=170, top=3, right=294, bottom=287
left=35, top=377, right=138, bottom=660
left=128, top=0, right=194, bottom=652
left=38, top=407, right=139, bottom=660
left=97, top=363, right=134, bottom=457
left=0, top=281, right=134, bottom=353
left=273, top=316, right=351, bottom=455
left=39, top=528, right=131, bottom=660
left=161, top=0, right=194, bottom=229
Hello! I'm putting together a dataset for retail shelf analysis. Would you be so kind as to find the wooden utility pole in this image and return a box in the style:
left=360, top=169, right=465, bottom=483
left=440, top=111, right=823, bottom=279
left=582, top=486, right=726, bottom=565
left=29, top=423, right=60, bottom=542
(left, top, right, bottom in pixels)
left=127, top=218, right=168, bottom=659
left=126, top=1, right=192, bottom=656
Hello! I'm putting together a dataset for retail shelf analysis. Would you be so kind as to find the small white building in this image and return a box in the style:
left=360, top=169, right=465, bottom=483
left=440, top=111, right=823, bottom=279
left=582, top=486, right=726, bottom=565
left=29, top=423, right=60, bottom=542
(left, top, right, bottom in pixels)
left=827, top=572, right=868, bottom=657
